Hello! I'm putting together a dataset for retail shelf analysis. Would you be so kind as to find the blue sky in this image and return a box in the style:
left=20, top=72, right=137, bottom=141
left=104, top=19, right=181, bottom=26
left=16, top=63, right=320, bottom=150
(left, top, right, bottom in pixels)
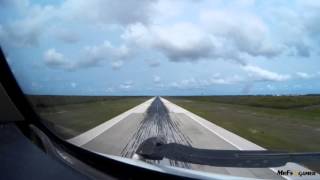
left=1, top=0, right=320, bottom=95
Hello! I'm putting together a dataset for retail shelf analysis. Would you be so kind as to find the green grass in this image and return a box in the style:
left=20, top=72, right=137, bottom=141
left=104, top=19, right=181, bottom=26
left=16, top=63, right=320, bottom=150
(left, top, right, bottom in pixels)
left=167, top=96, right=320, bottom=172
left=28, top=95, right=320, bottom=171
left=167, top=96, right=320, bottom=152
left=29, top=96, right=150, bottom=139
left=170, top=95, right=320, bottom=109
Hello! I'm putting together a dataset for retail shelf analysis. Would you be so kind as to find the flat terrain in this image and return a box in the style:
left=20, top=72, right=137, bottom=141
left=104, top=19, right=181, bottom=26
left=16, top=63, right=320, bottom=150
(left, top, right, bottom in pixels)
left=166, top=96, right=320, bottom=152
left=166, top=96, right=320, bottom=173
left=82, top=97, right=283, bottom=179
left=27, top=95, right=320, bottom=174
left=27, top=95, right=150, bottom=139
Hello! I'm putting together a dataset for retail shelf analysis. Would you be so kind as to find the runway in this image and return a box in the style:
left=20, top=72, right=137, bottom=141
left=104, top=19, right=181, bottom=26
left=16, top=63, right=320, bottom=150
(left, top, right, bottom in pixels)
left=68, top=97, right=294, bottom=179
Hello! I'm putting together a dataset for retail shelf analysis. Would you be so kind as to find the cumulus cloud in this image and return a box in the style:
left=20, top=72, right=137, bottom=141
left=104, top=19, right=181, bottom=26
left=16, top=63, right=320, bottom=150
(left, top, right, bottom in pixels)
left=153, top=75, right=161, bottom=83
left=150, top=23, right=214, bottom=62
left=269, top=1, right=320, bottom=57
left=123, top=17, right=282, bottom=64
left=42, top=40, right=130, bottom=70
left=70, top=82, right=77, bottom=88
left=119, top=81, right=133, bottom=89
left=296, top=72, right=313, bottom=79
left=60, top=0, right=157, bottom=26
left=145, top=59, right=160, bottom=67
left=1, top=0, right=158, bottom=47
left=120, top=1, right=320, bottom=65
left=3, top=0, right=320, bottom=87
left=111, top=61, right=124, bottom=70
left=3, top=0, right=320, bottom=66
left=266, top=84, right=276, bottom=91
left=243, top=65, right=290, bottom=82
left=0, top=4, right=58, bottom=47
left=167, top=74, right=243, bottom=89
left=169, top=78, right=197, bottom=89
left=83, top=41, right=130, bottom=68
left=200, top=10, right=283, bottom=58
left=123, top=23, right=236, bottom=63
left=288, top=42, right=311, bottom=57
left=2, top=0, right=320, bottom=63
left=43, top=48, right=70, bottom=68
left=209, top=74, right=243, bottom=84
left=240, top=65, right=291, bottom=94
left=105, top=87, right=114, bottom=93
left=52, top=28, right=79, bottom=43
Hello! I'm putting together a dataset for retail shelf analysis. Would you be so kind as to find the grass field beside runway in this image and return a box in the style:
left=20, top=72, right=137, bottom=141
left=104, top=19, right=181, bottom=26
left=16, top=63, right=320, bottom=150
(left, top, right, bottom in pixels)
left=27, top=95, right=150, bottom=139
left=167, top=96, right=320, bottom=172
left=167, top=96, right=320, bottom=152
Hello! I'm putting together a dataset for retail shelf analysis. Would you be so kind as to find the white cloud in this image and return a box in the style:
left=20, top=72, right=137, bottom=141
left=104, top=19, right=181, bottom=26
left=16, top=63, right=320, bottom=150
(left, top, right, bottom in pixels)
left=42, top=41, right=131, bottom=70
left=200, top=9, right=283, bottom=59
left=152, top=0, right=184, bottom=23
left=268, top=1, right=320, bottom=57
left=83, top=41, right=130, bottom=68
left=105, top=87, right=114, bottom=93
left=123, top=7, right=284, bottom=63
left=1, top=4, right=57, bottom=47
left=266, top=84, right=275, bottom=91
left=211, top=74, right=243, bottom=84
left=123, top=16, right=282, bottom=64
left=70, top=82, right=77, bottom=88
left=111, top=61, right=124, bottom=70
left=3, top=0, right=320, bottom=85
left=120, top=1, right=320, bottom=65
left=2, top=0, right=320, bottom=63
left=1, top=0, right=158, bottom=47
left=151, top=23, right=215, bottom=62
left=153, top=76, right=161, bottom=83
left=60, top=0, right=157, bottom=26
left=43, top=48, right=69, bottom=68
left=243, top=65, right=290, bottom=82
left=119, top=81, right=133, bottom=89
left=145, top=59, right=160, bottom=67
left=167, top=75, right=243, bottom=89
left=52, top=28, right=79, bottom=43
left=296, top=72, right=313, bottom=79
left=123, top=23, right=235, bottom=63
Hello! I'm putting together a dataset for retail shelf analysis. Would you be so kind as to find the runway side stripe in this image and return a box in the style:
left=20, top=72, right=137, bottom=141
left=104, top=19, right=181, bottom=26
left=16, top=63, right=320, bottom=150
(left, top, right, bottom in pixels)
left=160, top=97, right=320, bottom=180
left=67, top=97, right=155, bottom=146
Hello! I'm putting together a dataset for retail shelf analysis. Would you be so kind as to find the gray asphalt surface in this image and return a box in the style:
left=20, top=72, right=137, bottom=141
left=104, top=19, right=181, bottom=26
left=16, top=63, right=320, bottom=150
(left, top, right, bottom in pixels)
left=121, top=97, right=192, bottom=168
left=82, top=97, right=283, bottom=179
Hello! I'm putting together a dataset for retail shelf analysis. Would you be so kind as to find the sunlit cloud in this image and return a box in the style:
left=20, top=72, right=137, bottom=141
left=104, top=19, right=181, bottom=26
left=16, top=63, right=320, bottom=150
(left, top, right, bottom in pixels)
left=119, top=81, right=133, bottom=90
left=153, top=76, right=161, bottom=83
left=1, top=0, right=320, bottom=95
left=243, top=65, right=291, bottom=82
left=296, top=72, right=313, bottom=79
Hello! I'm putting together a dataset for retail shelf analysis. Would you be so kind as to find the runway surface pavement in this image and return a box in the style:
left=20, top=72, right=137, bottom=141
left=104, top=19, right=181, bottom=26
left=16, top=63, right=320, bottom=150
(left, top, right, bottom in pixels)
left=68, top=97, right=318, bottom=179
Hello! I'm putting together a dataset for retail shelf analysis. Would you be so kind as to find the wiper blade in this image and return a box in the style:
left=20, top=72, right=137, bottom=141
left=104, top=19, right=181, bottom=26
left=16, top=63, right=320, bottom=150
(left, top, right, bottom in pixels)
left=135, top=137, right=320, bottom=168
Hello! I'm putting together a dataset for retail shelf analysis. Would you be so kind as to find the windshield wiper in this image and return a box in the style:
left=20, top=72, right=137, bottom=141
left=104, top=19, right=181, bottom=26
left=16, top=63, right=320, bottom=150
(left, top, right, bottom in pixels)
left=135, top=137, right=320, bottom=168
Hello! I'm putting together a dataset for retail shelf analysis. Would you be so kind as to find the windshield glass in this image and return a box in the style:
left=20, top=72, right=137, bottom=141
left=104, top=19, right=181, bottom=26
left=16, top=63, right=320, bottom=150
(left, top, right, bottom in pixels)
left=1, top=0, right=319, bottom=179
